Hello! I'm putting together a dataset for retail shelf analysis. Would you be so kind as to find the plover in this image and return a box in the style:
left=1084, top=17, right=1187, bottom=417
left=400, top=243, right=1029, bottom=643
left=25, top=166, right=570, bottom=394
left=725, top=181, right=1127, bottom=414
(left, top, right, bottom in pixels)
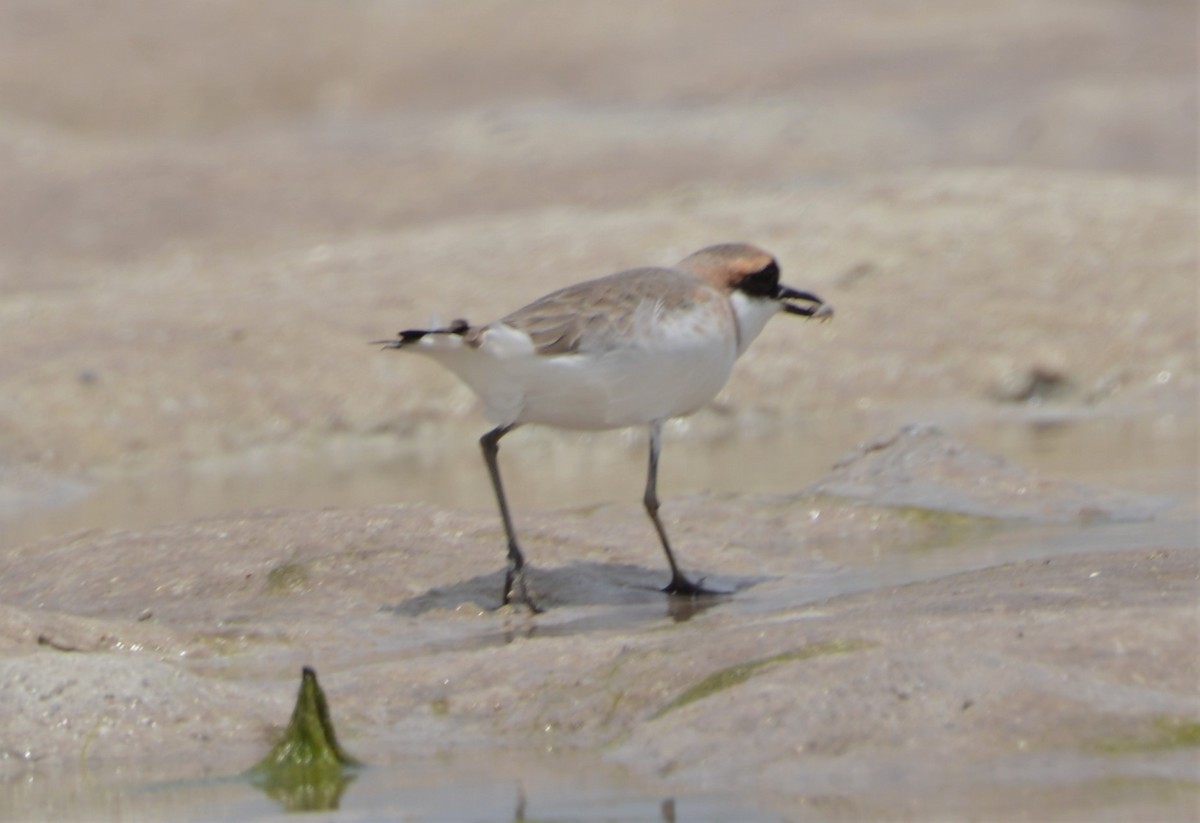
left=376, top=243, right=831, bottom=610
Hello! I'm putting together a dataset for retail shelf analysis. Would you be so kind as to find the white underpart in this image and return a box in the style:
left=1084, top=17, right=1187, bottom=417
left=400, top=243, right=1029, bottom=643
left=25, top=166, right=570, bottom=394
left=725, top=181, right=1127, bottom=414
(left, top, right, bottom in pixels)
left=728, top=290, right=784, bottom=355
left=409, top=293, right=762, bottom=430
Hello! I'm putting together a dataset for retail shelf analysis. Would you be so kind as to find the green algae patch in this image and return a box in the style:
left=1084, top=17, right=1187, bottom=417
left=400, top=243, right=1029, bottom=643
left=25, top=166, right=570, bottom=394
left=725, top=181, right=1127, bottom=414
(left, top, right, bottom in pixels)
left=1094, top=717, right=1200, bottom=755
left=653, top=639, right=872, bottom=720
left=265, top=561, right=311, bottom=594
left=247, top=666, right=361, bottom=811
left=783, top=493, right=1006, bottom=553
left=892, top=505, right=1005, bottom=551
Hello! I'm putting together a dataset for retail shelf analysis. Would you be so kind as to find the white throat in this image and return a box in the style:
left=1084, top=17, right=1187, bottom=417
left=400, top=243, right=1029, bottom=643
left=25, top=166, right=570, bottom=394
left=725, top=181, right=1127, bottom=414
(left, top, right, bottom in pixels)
left=728, top=290, right=782, bottom=355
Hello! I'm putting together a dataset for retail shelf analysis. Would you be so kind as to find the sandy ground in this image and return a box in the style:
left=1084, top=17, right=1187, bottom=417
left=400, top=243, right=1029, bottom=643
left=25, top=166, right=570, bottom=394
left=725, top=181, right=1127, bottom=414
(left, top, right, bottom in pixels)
left=0, top=1, right=1197, bottom=820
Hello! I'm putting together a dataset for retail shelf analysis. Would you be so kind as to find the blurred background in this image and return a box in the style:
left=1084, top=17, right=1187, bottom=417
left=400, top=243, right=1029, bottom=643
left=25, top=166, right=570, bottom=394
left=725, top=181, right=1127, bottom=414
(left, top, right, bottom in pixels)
left=0, top=0, right=1195, bottom=545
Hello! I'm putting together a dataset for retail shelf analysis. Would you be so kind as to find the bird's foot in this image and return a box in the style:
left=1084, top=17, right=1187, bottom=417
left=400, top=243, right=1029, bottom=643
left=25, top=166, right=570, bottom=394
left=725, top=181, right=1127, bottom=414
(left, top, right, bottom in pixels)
left=503, top=567, right=543, bottom=614
left=662, top=574, right=726, bottom=598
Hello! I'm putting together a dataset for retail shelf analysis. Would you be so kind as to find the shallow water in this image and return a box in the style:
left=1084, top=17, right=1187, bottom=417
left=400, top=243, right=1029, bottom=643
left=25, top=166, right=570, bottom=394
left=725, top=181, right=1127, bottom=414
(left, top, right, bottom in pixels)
left=2, top=410, right=1194, bottom=555
left=1, top=750, right=786, bottom=823
left=5, top=747, right=1198, bottom=823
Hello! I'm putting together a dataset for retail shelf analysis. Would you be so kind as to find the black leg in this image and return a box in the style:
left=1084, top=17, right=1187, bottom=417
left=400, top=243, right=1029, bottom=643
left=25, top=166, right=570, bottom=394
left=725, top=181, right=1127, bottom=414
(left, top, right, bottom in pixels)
left=480, top=425, right=540, bottom=612
left=643, top=420, right=719, bottom=597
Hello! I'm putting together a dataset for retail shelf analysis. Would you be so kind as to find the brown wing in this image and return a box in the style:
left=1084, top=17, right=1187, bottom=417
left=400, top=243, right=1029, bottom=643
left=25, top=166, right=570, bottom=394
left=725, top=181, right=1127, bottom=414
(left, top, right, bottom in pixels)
left=499, top=267, right=703, bottom=355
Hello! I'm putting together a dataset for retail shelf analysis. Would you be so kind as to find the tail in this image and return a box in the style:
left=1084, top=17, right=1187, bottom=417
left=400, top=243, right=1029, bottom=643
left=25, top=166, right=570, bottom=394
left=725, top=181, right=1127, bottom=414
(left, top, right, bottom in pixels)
left=372, top=318, right=472, bottom=350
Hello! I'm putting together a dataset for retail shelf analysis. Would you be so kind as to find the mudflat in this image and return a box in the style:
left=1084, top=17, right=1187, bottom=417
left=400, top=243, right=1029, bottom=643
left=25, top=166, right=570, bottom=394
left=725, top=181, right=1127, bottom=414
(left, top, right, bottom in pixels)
left=0, top=2, right=1196, bottom=820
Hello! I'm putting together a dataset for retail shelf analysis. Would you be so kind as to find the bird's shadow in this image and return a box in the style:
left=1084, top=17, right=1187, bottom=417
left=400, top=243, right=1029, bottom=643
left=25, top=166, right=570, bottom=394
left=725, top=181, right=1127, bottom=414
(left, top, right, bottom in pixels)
left=385, top=561, right=769, bottom=623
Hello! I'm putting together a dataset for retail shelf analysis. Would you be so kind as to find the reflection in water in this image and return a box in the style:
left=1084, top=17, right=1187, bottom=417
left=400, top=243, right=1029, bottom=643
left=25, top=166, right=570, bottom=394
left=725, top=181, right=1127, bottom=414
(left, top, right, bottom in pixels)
left=665, top=593, right=726, bottom=623
left=514, top=784, right=527, bottom=822
left=514, top=785, right=684, bottom=823
left=250, top=767, right=356, bottom=813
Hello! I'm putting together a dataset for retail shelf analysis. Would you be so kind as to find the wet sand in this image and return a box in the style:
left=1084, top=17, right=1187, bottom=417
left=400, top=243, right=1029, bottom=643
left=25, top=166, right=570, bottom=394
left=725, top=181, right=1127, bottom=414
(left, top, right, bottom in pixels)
left=0, top=1, right=1197, bottom=820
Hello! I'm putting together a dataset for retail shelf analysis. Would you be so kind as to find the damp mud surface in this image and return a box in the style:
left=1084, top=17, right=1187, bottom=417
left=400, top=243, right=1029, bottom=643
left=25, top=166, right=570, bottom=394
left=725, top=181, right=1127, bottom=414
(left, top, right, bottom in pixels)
left=1, top=2, right=1197, bottom=821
